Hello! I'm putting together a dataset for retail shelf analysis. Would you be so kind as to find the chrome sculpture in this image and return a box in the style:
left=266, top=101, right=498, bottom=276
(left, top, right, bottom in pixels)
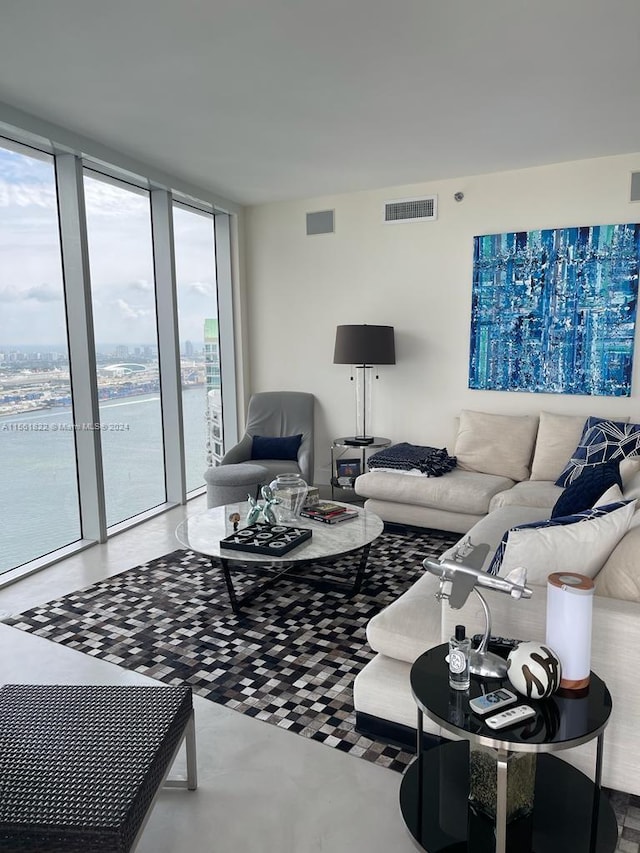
left=423, top=543, right=532, bottom=679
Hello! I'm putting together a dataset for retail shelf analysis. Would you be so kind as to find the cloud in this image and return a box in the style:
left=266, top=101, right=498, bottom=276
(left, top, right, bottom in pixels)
left=0, top=148, right=57, bottom=210
left=116, top=298, right=152, bottom=320
left=128, top=279, right=153, bottom=292
left=0, top=286, right=18, bottom=302
left=186, top=281, right=215, bottom=297
left=25, top=283, right=62, bottom=302
left=84, top=174, right=149, bottom=218
left=0, top=283, right=61, bottom=302
left=0, top=179, right=57, bottom=209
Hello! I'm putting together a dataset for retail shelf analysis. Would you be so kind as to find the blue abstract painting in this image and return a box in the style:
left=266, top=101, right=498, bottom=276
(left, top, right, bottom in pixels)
left=469, top=223, right=640, bottom=396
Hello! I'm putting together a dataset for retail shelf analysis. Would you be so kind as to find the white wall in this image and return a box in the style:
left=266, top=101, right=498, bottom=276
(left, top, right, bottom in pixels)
left=244, top=153, right=640, bottom=485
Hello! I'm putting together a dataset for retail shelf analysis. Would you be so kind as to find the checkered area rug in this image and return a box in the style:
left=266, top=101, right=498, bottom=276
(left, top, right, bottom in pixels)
left=5, top=526, right=638, bottom=848
left=5, top=528, right=457, bottom=774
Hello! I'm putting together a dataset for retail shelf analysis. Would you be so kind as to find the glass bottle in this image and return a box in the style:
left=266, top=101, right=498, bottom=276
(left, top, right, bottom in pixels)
left=449, top=624, right=471, bottom=691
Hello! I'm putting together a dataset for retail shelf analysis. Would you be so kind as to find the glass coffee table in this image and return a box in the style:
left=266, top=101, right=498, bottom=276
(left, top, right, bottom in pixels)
left=399, top=644, right=617, bottom=853
left=175, top=501, right=384, bottom=613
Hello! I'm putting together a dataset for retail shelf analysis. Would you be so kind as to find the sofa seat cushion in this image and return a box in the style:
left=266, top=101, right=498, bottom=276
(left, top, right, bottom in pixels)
left=355, top=469, right=515, bottom=515
left=367, top=507, right=550, bottom=662
left=353, top=654, right=442, bottom=735
left=366, top=572, right=444, bottom=663
left=454, top=410, right=539, bottom=481
left=361, top=498, right=484, bottom=535
left=489, top=480, right=564, bottom=512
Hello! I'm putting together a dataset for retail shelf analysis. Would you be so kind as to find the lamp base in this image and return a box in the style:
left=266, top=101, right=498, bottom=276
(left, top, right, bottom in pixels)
left=344, top=436, right=375, bottom=446
left=470, top=649, right=508, bottom=679
left=469, top=587, right=508, bottom=679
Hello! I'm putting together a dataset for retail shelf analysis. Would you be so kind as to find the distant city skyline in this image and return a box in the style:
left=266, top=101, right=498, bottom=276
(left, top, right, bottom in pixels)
left=0, top=341, right=206, bottom=355
left=1, top=343, right=158, bottom=350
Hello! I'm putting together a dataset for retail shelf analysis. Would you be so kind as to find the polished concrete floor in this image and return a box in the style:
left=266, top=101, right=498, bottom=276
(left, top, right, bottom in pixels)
left=0, top=495, right=417, bottom=853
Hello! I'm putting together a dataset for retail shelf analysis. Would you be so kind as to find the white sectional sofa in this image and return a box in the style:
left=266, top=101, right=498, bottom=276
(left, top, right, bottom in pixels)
left=355, top=410, right=624, bottom=532
left=353, top=410, right=640, bottom=796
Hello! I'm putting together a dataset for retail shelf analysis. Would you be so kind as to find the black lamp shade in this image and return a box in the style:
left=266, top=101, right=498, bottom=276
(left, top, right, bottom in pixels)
left=333, top=325, right=396, bottom=365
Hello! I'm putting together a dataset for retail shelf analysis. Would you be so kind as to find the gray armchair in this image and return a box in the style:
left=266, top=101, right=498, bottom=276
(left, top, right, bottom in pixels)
left=221, top=391, right=315, bottom=485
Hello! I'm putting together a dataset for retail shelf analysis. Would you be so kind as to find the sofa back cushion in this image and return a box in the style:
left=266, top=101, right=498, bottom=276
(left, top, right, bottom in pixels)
left=596, top=524, right=640, bottom=601
left=622, top=463, right=640, bottom=499
left=454, top=410, right=538, bottom=482
left=530, top=412, right=593, bottom=482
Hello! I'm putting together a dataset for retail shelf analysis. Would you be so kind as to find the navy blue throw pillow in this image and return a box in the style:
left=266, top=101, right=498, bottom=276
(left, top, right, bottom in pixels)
left=551, top=460, right=622, bottom=519
left=251, top=434, right=302, bottom=461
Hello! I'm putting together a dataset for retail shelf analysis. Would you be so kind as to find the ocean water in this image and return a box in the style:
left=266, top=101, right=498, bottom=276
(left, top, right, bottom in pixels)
left=0, top=386, right=209, bottom=573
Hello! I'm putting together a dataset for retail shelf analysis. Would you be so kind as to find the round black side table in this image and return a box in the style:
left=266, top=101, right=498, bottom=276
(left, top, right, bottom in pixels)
left=399, top=644, right=618, bottom=853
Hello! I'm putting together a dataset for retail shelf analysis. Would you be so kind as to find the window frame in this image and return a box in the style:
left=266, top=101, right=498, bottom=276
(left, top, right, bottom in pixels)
left=0, top=109, right=239, bottom=586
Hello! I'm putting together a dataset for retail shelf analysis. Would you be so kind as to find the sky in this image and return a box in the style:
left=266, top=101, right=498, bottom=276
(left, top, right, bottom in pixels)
left=0, top=144, right=218, bottom=349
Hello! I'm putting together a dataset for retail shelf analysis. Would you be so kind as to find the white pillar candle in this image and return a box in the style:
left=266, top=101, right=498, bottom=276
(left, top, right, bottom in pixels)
left=546, top=572, right=594, bottom=690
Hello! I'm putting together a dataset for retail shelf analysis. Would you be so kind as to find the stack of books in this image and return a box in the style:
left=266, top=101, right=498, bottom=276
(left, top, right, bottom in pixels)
left=300, top=501, right=359, bottom=524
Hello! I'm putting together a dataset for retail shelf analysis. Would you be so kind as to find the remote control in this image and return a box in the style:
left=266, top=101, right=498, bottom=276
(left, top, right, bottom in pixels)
left=469, top=688, right=518, bottom=716
left=472, top=634, right=521, bottom=657
left=485, top=705, right=536, bottom=730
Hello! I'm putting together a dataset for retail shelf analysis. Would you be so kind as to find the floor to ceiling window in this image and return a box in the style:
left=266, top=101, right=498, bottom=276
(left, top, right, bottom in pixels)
left=83, top=171, right=166, bottom=527
left=0, top=140, right=81, bottom=571
left=173, top=202, right=223, bottom=491
left=0, top=114, right=236, bottom=579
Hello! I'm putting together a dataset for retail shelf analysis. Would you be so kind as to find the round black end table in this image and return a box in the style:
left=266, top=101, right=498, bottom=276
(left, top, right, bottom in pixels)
left=399, top=644, right=618, bottom=853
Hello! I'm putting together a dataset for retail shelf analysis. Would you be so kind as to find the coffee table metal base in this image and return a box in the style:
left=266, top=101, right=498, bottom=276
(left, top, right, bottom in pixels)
left=399, top=740, right=617, bottom=853
left=218, top=543, right=372, bottom=613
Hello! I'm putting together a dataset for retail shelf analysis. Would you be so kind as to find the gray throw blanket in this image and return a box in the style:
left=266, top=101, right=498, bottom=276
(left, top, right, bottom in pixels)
left=367, top=443, right=457, bottom=477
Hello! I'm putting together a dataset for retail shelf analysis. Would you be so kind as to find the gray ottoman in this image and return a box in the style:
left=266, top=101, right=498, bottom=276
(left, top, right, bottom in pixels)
left=204, top=462, right=269, bottom=508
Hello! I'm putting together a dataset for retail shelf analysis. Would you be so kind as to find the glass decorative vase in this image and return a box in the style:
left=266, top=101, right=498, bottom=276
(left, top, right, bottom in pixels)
left=269, top=474, right=309, bottom=524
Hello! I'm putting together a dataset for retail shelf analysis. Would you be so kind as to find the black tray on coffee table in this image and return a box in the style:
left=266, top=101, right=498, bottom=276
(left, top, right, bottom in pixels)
left=220, top=523, right=312, bottom=556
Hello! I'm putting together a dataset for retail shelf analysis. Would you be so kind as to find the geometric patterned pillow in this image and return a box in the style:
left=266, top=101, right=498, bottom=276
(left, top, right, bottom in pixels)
left=555, top=418, right=640, bottom=487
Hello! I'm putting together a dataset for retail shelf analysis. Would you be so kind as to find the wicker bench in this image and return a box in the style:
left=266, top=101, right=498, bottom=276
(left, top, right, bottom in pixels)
left=0, top=684, right=197, bottom=852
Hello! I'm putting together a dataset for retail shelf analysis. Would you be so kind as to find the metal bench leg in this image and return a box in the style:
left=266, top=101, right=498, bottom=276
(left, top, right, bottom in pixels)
left=185, top=711, right=198, bottom=790
left=165, top=710, right=198, bottom=790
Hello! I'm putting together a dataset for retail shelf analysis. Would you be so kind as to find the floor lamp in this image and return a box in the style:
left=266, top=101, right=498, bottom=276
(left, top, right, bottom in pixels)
left=333, top=324, right=395, bottom=446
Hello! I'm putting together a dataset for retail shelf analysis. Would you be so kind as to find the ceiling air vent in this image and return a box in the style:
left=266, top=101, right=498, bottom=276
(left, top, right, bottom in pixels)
left=384, top=195, right=438, bottom=224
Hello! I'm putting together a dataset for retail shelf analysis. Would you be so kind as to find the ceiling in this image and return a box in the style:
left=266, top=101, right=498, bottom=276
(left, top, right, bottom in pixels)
left=1, top=0, right=639, bottom=206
